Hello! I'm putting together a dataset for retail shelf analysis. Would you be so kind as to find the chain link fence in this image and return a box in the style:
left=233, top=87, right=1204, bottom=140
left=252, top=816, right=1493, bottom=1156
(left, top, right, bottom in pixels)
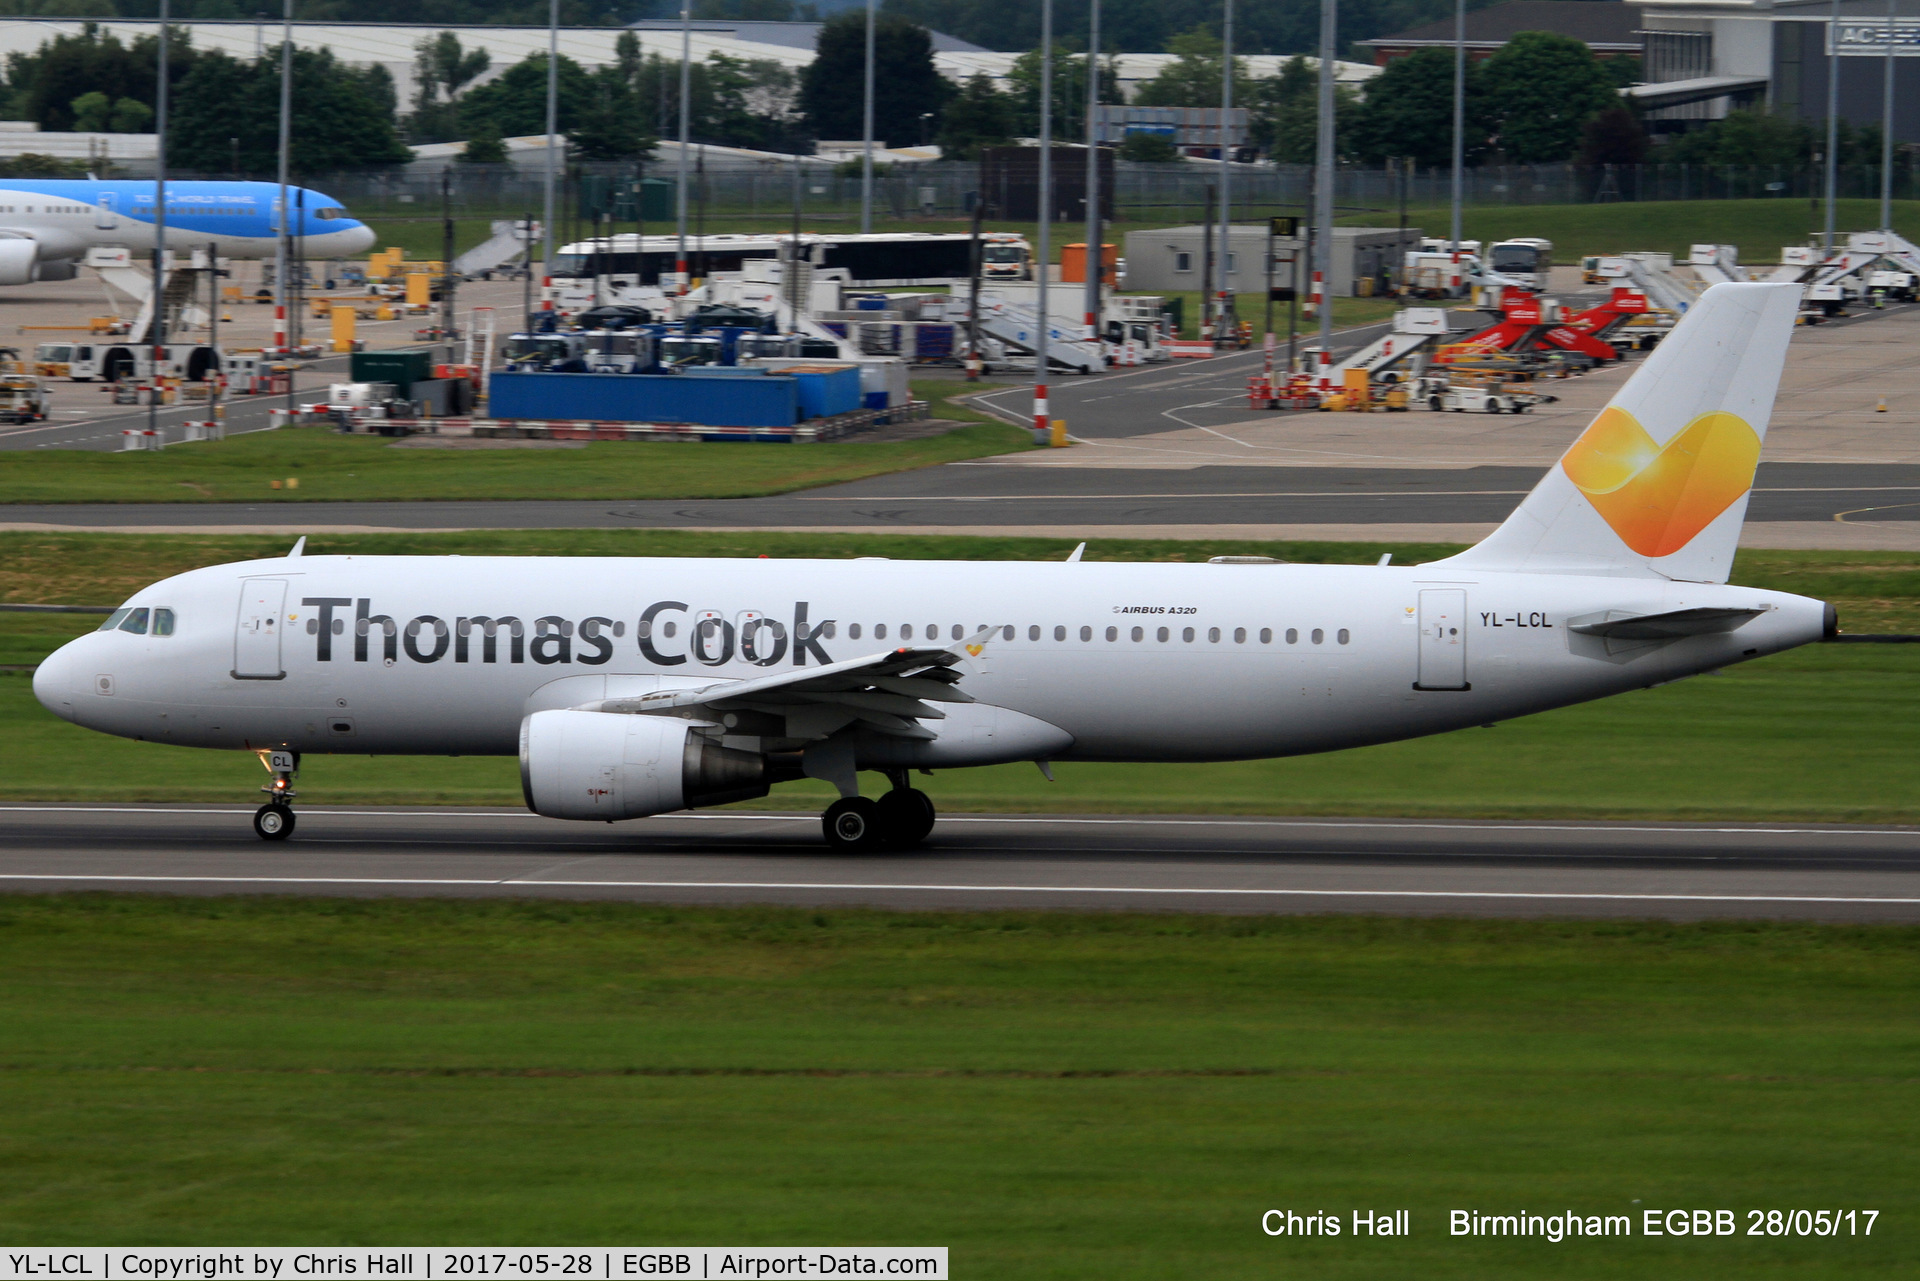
left=155, top=159, right=1919, bottom=226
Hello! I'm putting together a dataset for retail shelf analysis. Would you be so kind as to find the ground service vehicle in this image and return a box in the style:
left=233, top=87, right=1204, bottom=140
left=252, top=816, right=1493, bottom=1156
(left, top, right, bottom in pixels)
left=0, top=373, right=48, bottom=422
left=1487, top=238, right=1554, bottom=290
left=35, top=285, right=1831, bottom=852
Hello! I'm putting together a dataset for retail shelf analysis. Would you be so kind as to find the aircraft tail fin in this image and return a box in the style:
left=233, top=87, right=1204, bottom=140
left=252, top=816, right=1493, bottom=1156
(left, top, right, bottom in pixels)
left=1431, top=281, right=1801, bottom=583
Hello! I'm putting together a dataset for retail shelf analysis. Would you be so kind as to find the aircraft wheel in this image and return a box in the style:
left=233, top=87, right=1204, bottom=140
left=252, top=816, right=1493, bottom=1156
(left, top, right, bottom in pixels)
left=876, top=788, right=936, bottom=849
left=253, top=803, right=295, bottom=841
left=1428, top=396, right=1443, bottom=412
left=823, top=797, right=883, bottom=852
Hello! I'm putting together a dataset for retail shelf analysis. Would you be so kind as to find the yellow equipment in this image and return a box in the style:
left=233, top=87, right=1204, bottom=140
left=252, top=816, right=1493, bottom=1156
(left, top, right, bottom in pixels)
left=330, top=304, right=356, bottom=353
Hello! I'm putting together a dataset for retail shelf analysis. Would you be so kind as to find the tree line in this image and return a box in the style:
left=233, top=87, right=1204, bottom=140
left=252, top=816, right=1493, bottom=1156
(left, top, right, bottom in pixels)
left=0, top=15, right=1893, bottom=177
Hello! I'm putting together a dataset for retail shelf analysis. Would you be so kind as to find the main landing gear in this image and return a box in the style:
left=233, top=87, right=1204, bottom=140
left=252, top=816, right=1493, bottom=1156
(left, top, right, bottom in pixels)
left=822, top=772, right=936, bottom=853
left=253, top=748, right=298, bottom=841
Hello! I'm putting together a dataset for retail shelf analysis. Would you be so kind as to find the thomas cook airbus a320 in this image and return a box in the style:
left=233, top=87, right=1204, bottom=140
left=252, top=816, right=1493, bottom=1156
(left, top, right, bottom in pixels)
left=34, top=282, right=1835, bottom=850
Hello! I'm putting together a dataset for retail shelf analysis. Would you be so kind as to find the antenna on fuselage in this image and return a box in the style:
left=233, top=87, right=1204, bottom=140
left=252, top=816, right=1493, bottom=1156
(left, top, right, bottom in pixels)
left=1065, top=542, right=1086, bottom=562
left=287, top=536, right=305, bottom=558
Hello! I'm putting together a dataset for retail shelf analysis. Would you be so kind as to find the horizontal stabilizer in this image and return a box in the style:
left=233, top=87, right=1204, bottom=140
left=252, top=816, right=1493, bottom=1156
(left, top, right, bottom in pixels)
left=1568, top=606, right=1764, bottom=641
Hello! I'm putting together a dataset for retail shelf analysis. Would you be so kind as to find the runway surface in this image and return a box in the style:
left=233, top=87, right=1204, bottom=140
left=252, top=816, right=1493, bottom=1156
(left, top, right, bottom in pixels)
left=7, top=461, right=1919, bottom=530
left=4, top=804, right=1918, bottom=922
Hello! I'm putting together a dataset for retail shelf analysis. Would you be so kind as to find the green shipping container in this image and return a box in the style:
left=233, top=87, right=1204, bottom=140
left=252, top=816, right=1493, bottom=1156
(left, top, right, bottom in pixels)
left=349, top=349, right=434, bottom=393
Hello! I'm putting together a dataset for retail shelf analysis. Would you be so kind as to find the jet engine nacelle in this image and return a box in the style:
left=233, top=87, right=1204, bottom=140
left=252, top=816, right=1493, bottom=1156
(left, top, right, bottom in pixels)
left=0, top=238, right=38, bottom=286
left=519, top=708, right=768, bottom=820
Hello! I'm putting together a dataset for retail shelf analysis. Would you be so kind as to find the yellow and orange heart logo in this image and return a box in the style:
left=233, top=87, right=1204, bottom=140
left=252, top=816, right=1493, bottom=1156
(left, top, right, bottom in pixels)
left=1559, top=406, right=1761, bottom=557
left=965, top=643, right=985, bottom=657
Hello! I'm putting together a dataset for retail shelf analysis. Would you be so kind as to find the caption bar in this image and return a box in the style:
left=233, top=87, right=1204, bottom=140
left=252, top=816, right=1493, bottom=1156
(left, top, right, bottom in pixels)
left=1, top=1251, right=948, bottom=1281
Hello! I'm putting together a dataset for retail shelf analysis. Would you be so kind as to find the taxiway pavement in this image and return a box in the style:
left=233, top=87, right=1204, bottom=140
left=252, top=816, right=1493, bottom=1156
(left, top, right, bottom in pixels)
left=4, top=805, right=1917, bottom=922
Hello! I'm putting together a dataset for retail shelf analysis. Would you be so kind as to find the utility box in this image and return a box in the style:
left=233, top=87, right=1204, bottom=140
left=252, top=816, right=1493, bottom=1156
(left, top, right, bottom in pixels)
left=350, top=349, right=434, bottom=394
left=1062, top=243, right=1118, bottom=286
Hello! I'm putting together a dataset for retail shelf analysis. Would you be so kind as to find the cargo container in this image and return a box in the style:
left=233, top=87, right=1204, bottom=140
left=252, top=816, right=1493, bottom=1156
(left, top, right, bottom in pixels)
left=487, top=370, right=800, bottom=428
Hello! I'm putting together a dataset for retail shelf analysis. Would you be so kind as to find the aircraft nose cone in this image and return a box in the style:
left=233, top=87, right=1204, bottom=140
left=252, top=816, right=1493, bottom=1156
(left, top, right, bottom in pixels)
left=342, top=223, right=376, bottom=255
left=33, top=639, right=78, bottom=722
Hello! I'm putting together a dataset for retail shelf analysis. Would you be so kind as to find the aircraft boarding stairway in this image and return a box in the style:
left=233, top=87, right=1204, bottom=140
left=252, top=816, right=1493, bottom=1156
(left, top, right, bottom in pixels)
left=1610, top=254, right=1699, bottom=315
left=452, top=220, right=540, bottom=278
left=975, top=292, right=1105, bottom=374
left=1299, top=307, right=1453, bottom=380
left=1687, top=244, right=1749, bottom=286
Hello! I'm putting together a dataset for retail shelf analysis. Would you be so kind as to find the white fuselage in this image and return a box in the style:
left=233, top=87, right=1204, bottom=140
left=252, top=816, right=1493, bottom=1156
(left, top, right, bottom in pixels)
left=34, top=555, right=1829, bottom=766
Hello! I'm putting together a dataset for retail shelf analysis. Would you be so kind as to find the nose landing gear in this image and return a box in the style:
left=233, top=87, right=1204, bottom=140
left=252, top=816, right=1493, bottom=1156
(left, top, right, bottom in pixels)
left=821, top=772, right=936, bottom=852
left=253, top=748, right=299, bottom=841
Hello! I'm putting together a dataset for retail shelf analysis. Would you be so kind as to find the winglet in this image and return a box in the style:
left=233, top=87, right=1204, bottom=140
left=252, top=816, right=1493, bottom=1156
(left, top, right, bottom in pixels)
left=287, top=536, right=306, bottom=558
left=953, top=624, right=1002, bottom=659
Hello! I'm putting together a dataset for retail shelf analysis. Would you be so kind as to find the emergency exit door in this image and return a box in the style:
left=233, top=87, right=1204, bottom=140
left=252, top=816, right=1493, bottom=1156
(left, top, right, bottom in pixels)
left=234, top=579, right=288, bottom=679
left=1416, top=589, right=1469, bottom=690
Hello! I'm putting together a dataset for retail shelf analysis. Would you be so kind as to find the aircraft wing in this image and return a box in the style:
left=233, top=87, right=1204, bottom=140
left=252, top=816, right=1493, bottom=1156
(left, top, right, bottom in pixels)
left=581, top=628, right=995, bottom=741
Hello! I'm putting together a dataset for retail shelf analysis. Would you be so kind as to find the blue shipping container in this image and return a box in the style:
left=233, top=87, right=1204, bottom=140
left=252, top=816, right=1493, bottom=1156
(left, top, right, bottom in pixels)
left=791, top=366, right=862, bottom=419
left=489, top=371, right=799, bottom=427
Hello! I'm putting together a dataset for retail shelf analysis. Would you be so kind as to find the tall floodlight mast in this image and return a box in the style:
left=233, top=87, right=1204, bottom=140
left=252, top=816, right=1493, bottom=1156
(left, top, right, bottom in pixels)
left=861, top=0, right=876, bottom=234
left=1883, top=0, right=1897, bottom=232
left=1450, top=0, right=1464, bottom=253
left=1034, top=0, right=1053, bottom=443
left=273, top=0, right=291, bottom=357
left=1083, top=0, right=1101, bottom=339
left=1314, top=0, right=1338, bottom=387
left=543, top=0, right=557, bottom=285
left=676, top=5, right=691, bottom=288
left=1826, top=0, right=1841, bottom=251
left=150, top=0, right=170, bottom=443
left=1216, top=0, right=1234, bottom=346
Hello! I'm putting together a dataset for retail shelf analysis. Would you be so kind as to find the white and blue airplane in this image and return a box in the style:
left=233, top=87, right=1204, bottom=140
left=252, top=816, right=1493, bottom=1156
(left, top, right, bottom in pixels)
left=33, top=283, right=1834, bottom=850
left=0, top=178, right=375, bottom=283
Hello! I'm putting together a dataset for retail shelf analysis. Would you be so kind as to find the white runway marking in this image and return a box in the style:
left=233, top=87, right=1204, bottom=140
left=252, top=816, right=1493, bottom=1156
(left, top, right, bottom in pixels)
left=0, top=804, right=1915, bottom=838
left=0, top=870, right=1913, bottom=905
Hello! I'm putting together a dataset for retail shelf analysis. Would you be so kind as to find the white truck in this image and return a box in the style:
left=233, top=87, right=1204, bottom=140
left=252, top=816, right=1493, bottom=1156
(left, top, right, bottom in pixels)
left=1415, top=376, right=1550, bottom=414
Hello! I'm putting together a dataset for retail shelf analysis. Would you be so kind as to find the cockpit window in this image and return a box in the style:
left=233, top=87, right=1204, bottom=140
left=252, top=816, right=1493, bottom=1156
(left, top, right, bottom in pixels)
left=153, top=608, right=174, bottom=636
left=97, top=607, right=130, bottom=632
left=117, top=607, right=150, bottom=635
left=315, top=207, right=345, bottom=221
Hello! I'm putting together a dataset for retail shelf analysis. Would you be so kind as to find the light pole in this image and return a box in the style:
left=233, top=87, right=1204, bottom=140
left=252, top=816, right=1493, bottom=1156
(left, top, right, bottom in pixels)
left=543, top=0, right=557, bottom=285
left=1826, top=0, right=1840, bottom=251
left=1883, top=0, right=1897, bottom=232
left=1314, top=0, right=1337, bottom=387
left=273, top=0, right=290, bottom=358
left=1216, top=0, right=1233, bottom=347
left=1084, top=0, right=1101, bottom=341
left=1034, top=0, right=1053, bottom=445
left=676, top=3, right=691, bottom=289
left=862, top=0, right=876, bottom=234
left=1450, top=0, right=1463, bottom=253
left=150, top=0, right=169, bottom=443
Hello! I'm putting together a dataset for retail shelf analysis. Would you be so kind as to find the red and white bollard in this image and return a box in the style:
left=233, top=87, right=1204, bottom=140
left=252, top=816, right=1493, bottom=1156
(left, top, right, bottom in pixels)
left=1031, top=386, right=1049, bottom=446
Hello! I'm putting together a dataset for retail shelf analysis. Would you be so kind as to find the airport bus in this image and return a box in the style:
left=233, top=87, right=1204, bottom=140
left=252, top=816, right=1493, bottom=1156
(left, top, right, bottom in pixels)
left=550, top=231, right=1033, bottom=287
left=1486, top=238, right=1554, bottom=290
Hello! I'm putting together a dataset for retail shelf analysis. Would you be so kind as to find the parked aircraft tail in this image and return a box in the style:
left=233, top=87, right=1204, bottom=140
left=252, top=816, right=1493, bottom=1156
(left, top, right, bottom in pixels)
left=1432, top=281, right=1801, bottom=583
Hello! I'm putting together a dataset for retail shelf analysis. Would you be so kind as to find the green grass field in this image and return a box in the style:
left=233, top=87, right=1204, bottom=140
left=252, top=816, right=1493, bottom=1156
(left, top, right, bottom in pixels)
left=0, top=896, right=1911, bottom=1274
left=0, top=382, right=1030, bottom=505
left=8, top=531, right=1920, bottom=820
